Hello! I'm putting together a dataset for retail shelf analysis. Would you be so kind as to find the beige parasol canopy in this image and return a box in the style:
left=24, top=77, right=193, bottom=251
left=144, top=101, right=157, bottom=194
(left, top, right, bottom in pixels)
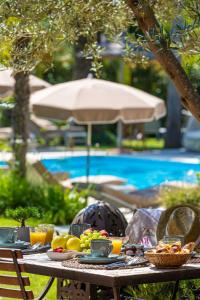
left=31, top=78, right=166, bottom=181
left=31, top=78, right=166, bottom=124
left=0, top=69, right=51, bottom=97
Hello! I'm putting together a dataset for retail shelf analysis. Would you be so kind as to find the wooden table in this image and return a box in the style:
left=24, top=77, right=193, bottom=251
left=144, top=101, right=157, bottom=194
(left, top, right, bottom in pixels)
left=22, top=254, right=200, bottom=300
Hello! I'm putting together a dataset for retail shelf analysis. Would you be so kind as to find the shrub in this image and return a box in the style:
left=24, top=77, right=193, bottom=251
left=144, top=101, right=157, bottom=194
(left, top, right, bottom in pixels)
left=0, top=171, right=88, bottom=225
left=159, top=186, right=200, bottom=208
left=124, top=280, right=196, bottom=299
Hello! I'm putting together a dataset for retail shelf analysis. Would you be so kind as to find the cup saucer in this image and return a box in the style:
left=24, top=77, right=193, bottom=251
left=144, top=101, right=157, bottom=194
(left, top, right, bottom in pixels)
left=78, top=254, right=125, bottom=264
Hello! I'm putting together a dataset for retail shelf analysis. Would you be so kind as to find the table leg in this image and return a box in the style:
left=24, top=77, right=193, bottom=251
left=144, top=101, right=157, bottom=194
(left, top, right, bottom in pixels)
left=89, top=284, right=97, bottom=300
left=113, top=287, right=121, bottom=300
left=172, top=280, right=179, bottom=300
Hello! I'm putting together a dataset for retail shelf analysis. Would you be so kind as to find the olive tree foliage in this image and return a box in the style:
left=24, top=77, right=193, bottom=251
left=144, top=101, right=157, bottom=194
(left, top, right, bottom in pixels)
left=0, top=0, right=131, bottom=72
left=0, top=1, right=199, bottom=171
left=0, top=0, right=199, bottom=106
left=0, top=0, right=131, bottom=176
left=126, top=0, right=200, bottom=119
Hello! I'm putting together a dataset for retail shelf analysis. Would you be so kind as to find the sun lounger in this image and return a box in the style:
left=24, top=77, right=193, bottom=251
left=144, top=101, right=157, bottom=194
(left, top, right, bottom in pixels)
left=68, top=175, right=127, bottom=192
left=70, top=175, right=126, bottom=185
left=0, top=127, right=12, bottom=140
left=28, top=160, right=71, bottom=188
left=29, top=161, right=125, bottom=191
left=100, top=179, right=197, bottom=209
left=30, top=161, right=191, bottom=209
left=100, top=183, right=160, bottom=209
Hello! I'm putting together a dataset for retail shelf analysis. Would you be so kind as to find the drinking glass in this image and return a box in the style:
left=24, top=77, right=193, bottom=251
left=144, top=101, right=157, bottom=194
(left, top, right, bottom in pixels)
left=38, top=224, right=54, bottom=244
left=111, top=239, right=122, bottom=255
left=30, top=227, right=47, bottom=246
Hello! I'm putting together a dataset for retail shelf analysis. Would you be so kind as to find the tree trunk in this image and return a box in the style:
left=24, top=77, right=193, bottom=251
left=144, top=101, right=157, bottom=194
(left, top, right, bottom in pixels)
left=12, top=71, right=30, bottom=177
left=165, top=80, right=182, bottom=148
left=126, top=0, right=200, bottom=121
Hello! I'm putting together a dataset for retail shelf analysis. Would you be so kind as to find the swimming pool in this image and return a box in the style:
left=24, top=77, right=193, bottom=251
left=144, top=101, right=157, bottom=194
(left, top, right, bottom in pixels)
left=42, top=155, right=200, bottom=189
left=0, top=161, right=7, bottom=168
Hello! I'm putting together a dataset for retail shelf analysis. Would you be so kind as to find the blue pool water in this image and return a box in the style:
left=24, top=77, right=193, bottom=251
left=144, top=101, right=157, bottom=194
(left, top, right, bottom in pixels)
left=0, top=161, right=7, bottom=167
left=42, top=155, right=200, bottom=189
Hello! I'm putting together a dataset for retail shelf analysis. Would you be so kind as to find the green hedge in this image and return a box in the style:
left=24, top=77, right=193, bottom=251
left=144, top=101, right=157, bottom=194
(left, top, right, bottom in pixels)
left=159, top=186, right=200, bottom=208
left=0, top=171, right=88, bottom=224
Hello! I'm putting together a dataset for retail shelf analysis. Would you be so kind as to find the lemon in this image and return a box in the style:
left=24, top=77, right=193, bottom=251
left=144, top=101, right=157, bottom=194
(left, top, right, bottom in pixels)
left=61, top=234, right=73, bottom=242
left=51, top=236, right=67, bottom=250
left=66, top=237, right=81, bottom=251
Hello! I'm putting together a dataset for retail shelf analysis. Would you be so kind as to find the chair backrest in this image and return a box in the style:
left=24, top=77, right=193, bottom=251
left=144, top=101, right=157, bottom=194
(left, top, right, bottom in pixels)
left=0, top=248, right=34, bottom=299
left=157, top=204, right=200, bottom=245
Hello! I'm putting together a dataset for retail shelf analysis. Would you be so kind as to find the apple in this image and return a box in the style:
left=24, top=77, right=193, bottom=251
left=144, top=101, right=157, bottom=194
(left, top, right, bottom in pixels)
left=100, top=230, right=109, bottom=237
left=54, top=247, right=64, bottom=253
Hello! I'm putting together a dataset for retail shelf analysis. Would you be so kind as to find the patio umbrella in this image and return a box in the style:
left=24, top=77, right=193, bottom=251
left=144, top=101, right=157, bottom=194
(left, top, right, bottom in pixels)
left=31, top=78, right=166, bottom=180
left=0, top=69, right=50, bottom=97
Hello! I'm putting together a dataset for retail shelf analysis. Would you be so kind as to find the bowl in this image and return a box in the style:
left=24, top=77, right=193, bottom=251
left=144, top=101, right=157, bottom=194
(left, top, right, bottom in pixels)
left=47, top=250, right=84, bottom=261
left=145, top=252, right=191, bottom=268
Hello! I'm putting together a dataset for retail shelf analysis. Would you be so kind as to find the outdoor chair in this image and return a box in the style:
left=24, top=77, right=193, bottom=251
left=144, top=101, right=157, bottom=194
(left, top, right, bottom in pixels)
left=0, top=248, right=54, bottom=299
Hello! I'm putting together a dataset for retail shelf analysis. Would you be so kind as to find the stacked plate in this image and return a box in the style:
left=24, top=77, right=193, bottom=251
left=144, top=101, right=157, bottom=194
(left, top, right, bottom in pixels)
left=0, top=240, right=30, bottom=249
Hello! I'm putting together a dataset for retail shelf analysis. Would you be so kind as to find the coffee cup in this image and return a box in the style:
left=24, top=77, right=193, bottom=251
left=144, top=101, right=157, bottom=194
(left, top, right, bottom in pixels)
left=91, top=239, right=113, bottom=257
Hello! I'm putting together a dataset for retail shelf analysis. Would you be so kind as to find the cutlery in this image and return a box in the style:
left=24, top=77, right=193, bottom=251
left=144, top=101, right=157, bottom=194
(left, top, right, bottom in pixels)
left=105, top=261, right=126, bottom=269
left=105, top=257, right=148, bottom=269
left=31, top=242, right=42, bottom=250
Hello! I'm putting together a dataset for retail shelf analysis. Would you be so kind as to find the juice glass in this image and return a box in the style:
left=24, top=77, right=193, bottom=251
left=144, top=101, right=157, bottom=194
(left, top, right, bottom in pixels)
left=38, top=224, right=54, bottom=245
left=30, top=227, right=47, bottom=246
left=112, top=239, right=122, bottom=255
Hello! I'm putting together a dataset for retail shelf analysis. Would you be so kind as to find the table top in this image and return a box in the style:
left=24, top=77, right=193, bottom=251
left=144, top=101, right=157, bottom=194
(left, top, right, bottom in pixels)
left=23, top=254, right=200, bottom=287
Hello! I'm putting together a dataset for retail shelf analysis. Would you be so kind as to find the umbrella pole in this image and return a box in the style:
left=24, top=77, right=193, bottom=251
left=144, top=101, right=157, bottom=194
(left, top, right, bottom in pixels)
left=86, top=124, right=92, bottom=183
left=117, top=120, right=123, bottom=152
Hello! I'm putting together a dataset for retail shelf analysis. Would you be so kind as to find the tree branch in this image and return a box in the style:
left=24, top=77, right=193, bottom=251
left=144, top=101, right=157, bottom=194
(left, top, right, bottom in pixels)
left=126, top=0, right=200, bottom=121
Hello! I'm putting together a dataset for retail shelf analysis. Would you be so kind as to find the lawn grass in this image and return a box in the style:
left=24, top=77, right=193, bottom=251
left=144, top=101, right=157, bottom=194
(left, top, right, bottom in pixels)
left=0, top=137, right=164, bottom=153
left=0, top=140, right=12, bottom=152
left=0, top=217, right=56, bottom=299
left=123, top=138, right=164, bottom=150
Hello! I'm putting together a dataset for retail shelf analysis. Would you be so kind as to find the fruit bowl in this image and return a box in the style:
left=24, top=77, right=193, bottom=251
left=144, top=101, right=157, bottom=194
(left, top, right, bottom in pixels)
left=145, top=252, right=191, bottom=268
left=47, top=250, right=84, bottom=261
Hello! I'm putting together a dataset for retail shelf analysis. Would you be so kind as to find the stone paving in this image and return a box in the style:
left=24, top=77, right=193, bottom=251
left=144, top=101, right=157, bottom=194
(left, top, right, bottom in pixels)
left=1, top=148, right=200, bottom=164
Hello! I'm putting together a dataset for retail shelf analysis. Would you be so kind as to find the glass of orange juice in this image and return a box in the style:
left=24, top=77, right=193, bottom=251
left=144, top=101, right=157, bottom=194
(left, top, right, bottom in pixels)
left=30, top=227, right=47, bottom=246
left=38, top=224, right=54, bottom=245
left=112, top=239, right=122, bottom=255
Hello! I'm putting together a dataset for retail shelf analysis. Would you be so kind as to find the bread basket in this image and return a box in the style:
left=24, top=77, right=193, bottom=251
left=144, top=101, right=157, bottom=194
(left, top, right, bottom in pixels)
left=145, top=252, right=191, bottom=268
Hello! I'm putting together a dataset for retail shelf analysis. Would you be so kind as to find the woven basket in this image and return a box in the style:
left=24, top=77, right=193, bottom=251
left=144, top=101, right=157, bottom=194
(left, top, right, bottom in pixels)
left=145, top=252, right=191, bottom=268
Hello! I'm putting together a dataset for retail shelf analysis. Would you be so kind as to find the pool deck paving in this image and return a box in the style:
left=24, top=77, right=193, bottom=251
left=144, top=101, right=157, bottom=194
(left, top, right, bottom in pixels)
left=1, top=148, right=200, bottom=164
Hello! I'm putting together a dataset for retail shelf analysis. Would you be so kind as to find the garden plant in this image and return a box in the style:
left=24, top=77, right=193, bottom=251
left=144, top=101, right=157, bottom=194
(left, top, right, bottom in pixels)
left=5, top=207, right=41, bottom=227
left=0, top=171, right=88, bottom=225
